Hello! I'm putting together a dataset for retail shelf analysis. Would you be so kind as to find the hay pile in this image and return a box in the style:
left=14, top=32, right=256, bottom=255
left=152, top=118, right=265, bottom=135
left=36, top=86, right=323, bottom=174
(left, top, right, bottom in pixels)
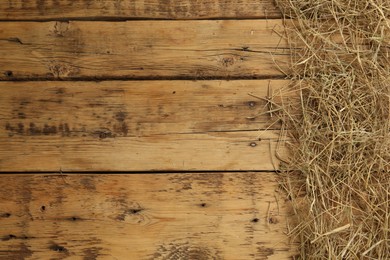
left=274, top=0, right=390, bottom=258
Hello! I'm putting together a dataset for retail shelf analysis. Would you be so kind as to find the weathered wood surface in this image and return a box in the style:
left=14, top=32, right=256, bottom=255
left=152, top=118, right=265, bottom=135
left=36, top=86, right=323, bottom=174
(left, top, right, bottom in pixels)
left=0, top=80, right=289, bottom=172
left=0, top=173, right=295, bottom=259
left=0, top=0, right=281, bottom=20
left=0, top=20, right=288, bottom=80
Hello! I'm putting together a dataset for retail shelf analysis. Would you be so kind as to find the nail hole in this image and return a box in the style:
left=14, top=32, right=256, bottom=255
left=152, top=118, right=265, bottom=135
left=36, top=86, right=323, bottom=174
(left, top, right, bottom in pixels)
left=49, top=244, right=67, bottom=252
left=2, top=234, right=16, bottom=241
left=1, top=213, right=11, bottom=218
left=129, top=209, right=142, bottom=214
left=41, top=205, right=46, bottom=211
left=4, top=71, right=13, bottom=77
left=172, top=91, right=176, bottom=94
left=200, top=203, right=207, bottom=207
left=251, top=218, right=259, bottom=223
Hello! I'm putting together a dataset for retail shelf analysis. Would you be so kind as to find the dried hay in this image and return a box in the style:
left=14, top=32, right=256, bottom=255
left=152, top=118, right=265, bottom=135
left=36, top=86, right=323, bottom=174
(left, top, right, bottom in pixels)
left=274, top=0, right=390, bottom=258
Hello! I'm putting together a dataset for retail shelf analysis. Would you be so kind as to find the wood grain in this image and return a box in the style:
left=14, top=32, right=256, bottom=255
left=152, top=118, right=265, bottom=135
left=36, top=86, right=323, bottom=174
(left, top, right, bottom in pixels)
left=0, top=172, right=295, bottom=259
left=0, top=80, right=289, bottom=172
left=0, top=20, right=288, bottom=80
left=0, top=80, right=287, bottom=135
left=0, top=0, right=281, bottom=20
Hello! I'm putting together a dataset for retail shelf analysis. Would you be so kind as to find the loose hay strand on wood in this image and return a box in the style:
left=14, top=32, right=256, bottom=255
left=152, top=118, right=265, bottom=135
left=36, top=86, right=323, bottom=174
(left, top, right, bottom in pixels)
left=274, top=0, right=390, bottom=259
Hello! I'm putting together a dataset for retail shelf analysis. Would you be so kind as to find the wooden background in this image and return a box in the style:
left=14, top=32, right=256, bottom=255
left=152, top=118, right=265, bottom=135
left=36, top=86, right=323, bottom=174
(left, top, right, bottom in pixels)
left=0, top=1, right=296, bottom=259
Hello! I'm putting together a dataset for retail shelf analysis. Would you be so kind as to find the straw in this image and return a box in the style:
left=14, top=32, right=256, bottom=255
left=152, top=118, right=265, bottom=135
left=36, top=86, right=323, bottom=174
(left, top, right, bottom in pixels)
left=274, top=0, right=390, bottom=258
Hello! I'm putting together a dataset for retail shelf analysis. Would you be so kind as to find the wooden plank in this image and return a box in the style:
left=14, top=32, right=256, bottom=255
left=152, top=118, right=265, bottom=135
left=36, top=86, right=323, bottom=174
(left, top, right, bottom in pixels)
left=0, top=80, right=288, bottom=172
left=0, top=0, right=281, bottom=20
left=0, top=80, right=287, bottom=135
left=0, top=172, right=295, bottom=259
left=0, top=20, right=288, bottom=80
left=0, top=131, right=284, bottom=172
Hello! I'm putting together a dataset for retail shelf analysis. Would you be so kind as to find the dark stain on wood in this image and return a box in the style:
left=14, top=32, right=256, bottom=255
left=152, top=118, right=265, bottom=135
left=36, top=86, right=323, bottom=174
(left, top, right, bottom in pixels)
left=17, top=112, right=26, bottom=119
left=117, top=206, right=144, bottom=221
left=106, top=116, right=131, bottom=136
left=2, top=234, right=17, bottom=241
left=4, top=121, right=132, bottom=139
left=5, top=123, right=15, bottom=136
left=80, top=177, right=96, bottom=191
left=114, top=111, right=127, bottom=122
left=68, top=216, right=82, bottom=221
left=4, top=70, right=13, bottom=77
left=42, top=124, right=57, bottom=135
left=103, top=88, right=125, bottom=95
left=2, top=234, right=31, bottom=241
left=19, top=100, right=31, bottom=106
left=94, top=128, right=114, bottom=139
left=36, top=0, right=46, bottom=16
left=38, top=98, right=63, bottom=104
left=221, top=56, right=235, bottom=67
left=16, top=179, right=33, bottom=260
left=182, top=183, right=192, bottom=190
left=27, top=123, right=39, bottom=135
left=49, top=243, right=68, bottom=254
left=268, top=216, right=279, bottom=224
left=83, top=246, right=103, bottom=260
left=0, top=212, right=11, bottom=218
left=6, top=37, right=23, bottom=44
left=56, top=87, right=66, bottom=95
left=257, top=246, right=274, bottom=259
left=128, top=208, right=143, bottom=214
left=88, top=102, right=105, bottom=107
left=110, top=195, right=147, bottom=222
left=151, top=241, right=222, bottom=260
left=169, top=173, right=224, bottom=195
left=15, top=244, right=33, bottom=259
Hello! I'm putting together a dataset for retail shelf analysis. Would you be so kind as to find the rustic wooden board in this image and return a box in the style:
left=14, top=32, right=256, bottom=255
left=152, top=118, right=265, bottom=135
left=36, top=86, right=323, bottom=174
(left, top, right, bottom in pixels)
left=0, top=80, right=287, bottom=135
left=0, top=0, right=281, bottom=20
left=0, top=131, right=284, bottom=172
left=0, top=20, right=288, bottom=80
left=0, top=80, right=288, bottom=172
left=0, top=172, right=295, bottom=259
